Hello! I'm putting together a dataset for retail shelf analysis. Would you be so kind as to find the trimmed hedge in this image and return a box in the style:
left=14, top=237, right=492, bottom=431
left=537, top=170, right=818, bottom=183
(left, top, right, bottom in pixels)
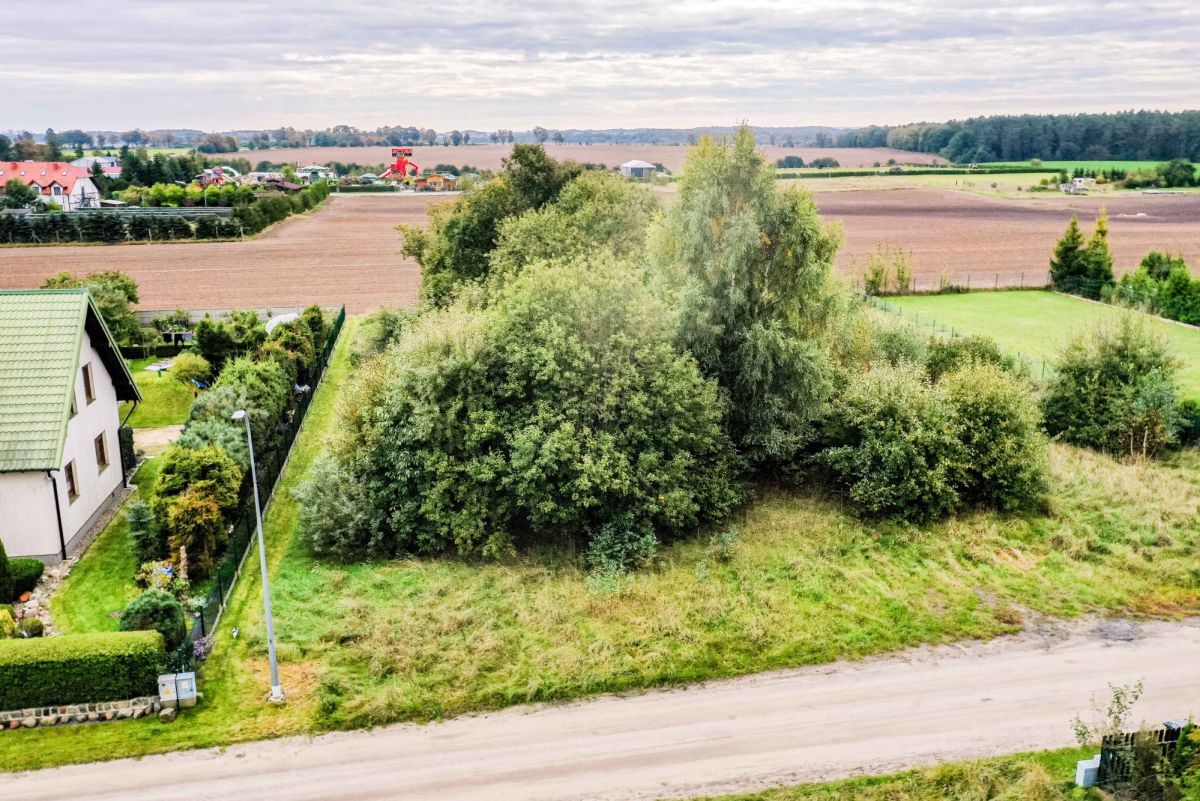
left=10, top=558, right=43, bottom=598
left=0, top=631, right=164, bottom=709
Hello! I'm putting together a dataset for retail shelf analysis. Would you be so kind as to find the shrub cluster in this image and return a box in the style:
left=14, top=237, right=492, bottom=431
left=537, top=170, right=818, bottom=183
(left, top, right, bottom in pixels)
left=142, top=307, right=329, bottom=577
left=1105, top=251, right=1200, bottom=326
left=0, top=631, right=164, bottom=709
left=232, top=182, right=330, bottom=235
left=1050, top=214, right=1115, bottom=300
left=817, top=360, right=1047, bottom=522
left=1042, top=318, right=1184, bottom=459
left=120, top=588, right=187, bottom=651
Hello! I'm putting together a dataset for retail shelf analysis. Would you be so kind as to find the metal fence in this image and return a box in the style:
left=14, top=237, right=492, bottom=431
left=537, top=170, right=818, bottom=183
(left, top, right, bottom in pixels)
left=1097, top=726, right=1184, bottom=787
left=866, top=292, right=1055, bottom=383
left=852, top=270, right=1053, bottom=294
left=168, top=305, right=346, bottom=670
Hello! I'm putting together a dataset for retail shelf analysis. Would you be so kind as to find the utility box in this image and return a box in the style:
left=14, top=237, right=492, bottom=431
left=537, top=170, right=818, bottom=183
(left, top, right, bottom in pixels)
left=158, top=672, right=198, bottom=709
left=1076, top=754, right=1101, bottom=788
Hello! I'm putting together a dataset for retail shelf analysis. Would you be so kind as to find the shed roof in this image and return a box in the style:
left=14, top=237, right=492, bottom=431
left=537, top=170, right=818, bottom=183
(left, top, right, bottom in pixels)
left=621, top=160, right=656, bottom=169
left=0, top=290, right=140, bottom=472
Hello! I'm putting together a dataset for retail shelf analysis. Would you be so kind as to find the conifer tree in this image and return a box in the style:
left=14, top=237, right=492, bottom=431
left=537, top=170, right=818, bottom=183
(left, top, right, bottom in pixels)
left=1082, top=210, right=1115, bottom=299
left=1050, top=216, right=1087, bottom=295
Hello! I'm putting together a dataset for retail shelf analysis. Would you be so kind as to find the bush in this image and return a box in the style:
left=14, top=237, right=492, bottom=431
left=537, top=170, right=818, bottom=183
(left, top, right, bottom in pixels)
left=164, top=488, right=229, bottom=578
left=154, top=443, right=243, bottom=516
left=127, top=498, right=163, bottom=563
left=175, top=418, right=250, bottom=471
left=941, top=364, right=1048, bottom=511
left=10, top=558, right=44, bottom=598
left=297, top=257, right=742, bottom=567
left=118, top=425, right=137, bottom=472
left=17, top=618, right=44, bottom=638
left=213, top=355, right=291, bottom=444
left=0, top=607, right=15, bottom=638
left=1042, top=318, right=1182, bottom=458
left=170, top=352, right=211, bottom=387
left=817, top=364, right=963, bottom=522
left=0, top=538, right=11, bottom=604
left=0, top=631, right=164, bottom=709
left=120, top=588, right=187, bottom=651
left=265, top=319, right=315, bottom=381
left=925, top=334, right=1019, bottom=382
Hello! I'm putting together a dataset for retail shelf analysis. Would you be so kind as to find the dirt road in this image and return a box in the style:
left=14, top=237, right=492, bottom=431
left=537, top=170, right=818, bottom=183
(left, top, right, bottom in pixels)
left=11, top=618, right=1199, bottom=801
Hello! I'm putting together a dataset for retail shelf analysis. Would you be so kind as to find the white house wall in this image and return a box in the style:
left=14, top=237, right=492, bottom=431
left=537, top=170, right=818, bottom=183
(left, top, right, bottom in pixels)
left=57, top=331, right=125, bottom=552
left=1, top=330, right=126, bottom=560
left=0, top=472, right=60, bottom=559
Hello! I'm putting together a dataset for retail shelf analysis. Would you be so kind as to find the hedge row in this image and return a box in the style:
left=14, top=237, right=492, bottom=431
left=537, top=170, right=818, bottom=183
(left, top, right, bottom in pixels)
left=0, top=212, right=243, bottom=244
left=232, top=182, right=331, bottom=235
left=774, top=166, right=1062, bottom=180
left=0, top=631, right=164, bottom=710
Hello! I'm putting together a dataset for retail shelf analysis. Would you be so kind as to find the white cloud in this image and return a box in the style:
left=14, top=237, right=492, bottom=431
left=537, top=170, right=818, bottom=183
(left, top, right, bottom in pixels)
left=2, top=0, right=1198, bottom=130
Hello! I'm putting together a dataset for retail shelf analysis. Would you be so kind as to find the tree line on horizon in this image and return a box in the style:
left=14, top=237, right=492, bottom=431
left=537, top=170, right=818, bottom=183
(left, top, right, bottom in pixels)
left=834, top=109, right=1200, bottom=163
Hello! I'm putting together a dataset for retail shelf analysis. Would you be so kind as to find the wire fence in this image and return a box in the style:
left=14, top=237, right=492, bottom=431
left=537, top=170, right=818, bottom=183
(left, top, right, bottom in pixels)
left=167, top=305, right=346, bottom=671
left=851, top=269, right=1053, bottom=295
left=865, top=293, right=1054, bottom=384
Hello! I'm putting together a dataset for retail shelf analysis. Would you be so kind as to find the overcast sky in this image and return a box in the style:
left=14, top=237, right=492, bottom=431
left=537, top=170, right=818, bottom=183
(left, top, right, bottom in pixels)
left=5, top=0, right=1198, bottom=132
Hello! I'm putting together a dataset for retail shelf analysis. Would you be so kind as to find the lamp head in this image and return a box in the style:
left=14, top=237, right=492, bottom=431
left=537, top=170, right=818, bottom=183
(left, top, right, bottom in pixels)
left=231, top=409, right=248, bottom=421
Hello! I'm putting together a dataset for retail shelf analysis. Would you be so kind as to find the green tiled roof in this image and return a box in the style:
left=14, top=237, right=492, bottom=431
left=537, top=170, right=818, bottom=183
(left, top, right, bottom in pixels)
left=0, top=289, right=140, bottom=472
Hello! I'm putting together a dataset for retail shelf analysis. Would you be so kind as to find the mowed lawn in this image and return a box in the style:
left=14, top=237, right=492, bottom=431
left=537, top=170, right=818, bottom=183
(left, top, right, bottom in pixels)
left=120, top=356, right=195, bottom=428
left=8, top=317, right=1200, bottom=771
left=885, top=290, right=1200, bottom=400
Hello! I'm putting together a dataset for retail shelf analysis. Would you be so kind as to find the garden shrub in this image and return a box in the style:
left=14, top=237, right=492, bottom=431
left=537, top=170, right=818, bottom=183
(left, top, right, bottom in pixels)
left=0, top=538, right=11, bottom=603
left=265, top=319, right=315, bottom=381
left=163, top=488, right=229, bottom=578
left=9, top=558, right=44, bottom=598
left=300, top=305, right=329, bottom=356
left=925, top=334, right=1019, bottom=382
left=120, top=588, right=187, bottom=651
left=817, top=363, right=964, bottom=523
left=170, top=352, right=211, bottom=387
left=941, top=363, right=1048, bottom=511
left=175, top=418, right=250, bottom=470
left=214, top=355, right=291, bottom=444
left=0, top=607, right=15, bottom=638
left=1042, top=318, right=1183, bottom=458
left=154, top=443, right=243, bottom=516
left=17, top=618, right=43, bottom=638
left=193, top=311, right=266, bottom=372
left=127, top=501, right=164, bottom=563
left=297, top=257, right=742, bottom=568
left=0, top=631, right=164, bottom=709
left=118, top=425, right=136, bottom=472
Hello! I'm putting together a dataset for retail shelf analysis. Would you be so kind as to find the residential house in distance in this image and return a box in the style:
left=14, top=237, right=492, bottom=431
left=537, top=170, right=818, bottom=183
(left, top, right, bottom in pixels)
left=294, top=164, right=335, bottom=182
left=70, top=155, right=123, bottom=180
left=0, top=290, right=140, bottom=561
left=0, top=161, right=101, bottom=210
left=619, top=159, right=657, bottom=179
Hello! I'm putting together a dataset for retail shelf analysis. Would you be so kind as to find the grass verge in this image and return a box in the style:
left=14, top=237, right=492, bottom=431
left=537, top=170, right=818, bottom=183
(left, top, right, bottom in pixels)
left=686, top=746, right=1092, bottom=800
left=883, top=290, right=1200, bottom=400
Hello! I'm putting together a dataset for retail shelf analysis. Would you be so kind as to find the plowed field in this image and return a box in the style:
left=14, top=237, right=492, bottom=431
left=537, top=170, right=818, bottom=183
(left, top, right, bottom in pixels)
left=1, top=189, right=1198, bottom=312
left=228, top=143, right=943, bottom=171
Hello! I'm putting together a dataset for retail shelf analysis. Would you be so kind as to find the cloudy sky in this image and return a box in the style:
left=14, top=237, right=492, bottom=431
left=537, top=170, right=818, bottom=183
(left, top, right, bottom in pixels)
left=6, top=0, right=1198, bottom=131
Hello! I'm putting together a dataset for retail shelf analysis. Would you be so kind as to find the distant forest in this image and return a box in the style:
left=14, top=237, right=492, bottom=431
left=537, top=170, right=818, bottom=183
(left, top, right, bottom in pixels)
left=836, top=110, right=1200, bottom=163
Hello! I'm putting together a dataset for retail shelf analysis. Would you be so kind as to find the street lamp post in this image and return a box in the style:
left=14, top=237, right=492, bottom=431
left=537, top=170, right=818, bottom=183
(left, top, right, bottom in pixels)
left=232, top=409, right=284, bottom=704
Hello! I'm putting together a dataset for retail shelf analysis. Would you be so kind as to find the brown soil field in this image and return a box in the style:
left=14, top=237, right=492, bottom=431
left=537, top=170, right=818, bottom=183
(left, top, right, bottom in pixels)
left=819, top=188, right=1200, bottom=290
left=0, top=194, right=435, bottom=314
left=230, top=143, right=944, bottom=172
left=1, top=188, right=1197, bottom=313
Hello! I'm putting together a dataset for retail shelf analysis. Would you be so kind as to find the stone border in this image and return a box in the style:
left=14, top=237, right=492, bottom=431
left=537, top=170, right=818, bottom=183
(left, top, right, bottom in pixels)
left=1, top=696, right=161, bottom=730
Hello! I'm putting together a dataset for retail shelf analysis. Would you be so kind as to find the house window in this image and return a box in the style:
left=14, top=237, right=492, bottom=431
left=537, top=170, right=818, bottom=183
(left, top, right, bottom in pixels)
left=64, top=460, right=79, bottom=502
left=82, top=362, right=95, bottom=404
left=70, top=391, right=77, bottom=417
left=95, top=433, right=109, bottom=470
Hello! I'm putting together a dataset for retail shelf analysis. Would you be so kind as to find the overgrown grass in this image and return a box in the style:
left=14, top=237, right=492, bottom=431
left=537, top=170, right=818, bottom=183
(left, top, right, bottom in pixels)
left=50, top=458, right=162, bottom=634
left=8, top=317, right=1200, bottom=772
left=687, top=746, right=1093, bottom=800
left=119, top=357, right=195, bottom=428
left=884, top=290, right=1200, bottom=400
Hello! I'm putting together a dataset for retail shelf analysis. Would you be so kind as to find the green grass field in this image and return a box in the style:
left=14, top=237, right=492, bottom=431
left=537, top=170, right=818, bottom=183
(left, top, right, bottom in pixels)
left=119, top=357, right=195, bottom=428
left=688, top=747, right=1091, bottom=800
left=985, top=160, right=1200, bottom=175
left=884, top=291, right=1200, bottom=400
left=10, top=315, right=1200, bottom=771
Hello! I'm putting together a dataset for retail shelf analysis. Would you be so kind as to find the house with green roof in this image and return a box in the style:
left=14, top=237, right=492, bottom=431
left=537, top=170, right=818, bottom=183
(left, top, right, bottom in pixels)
left=0, top=289, right=140, bottom=561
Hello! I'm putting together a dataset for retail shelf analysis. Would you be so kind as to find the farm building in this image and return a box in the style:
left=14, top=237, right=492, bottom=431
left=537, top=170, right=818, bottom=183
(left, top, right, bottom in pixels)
left=245, top=171, right=284, bottom=185
left=0, top=161, right=101, bottom=211
left=0, top=290, right=140, bottom=561
left=295, top=164, right=335, bottom=182
left=619, top=160, right=657, bottom=179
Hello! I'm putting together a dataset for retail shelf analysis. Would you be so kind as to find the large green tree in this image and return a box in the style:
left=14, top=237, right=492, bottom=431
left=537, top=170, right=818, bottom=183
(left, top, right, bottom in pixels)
left=1049, top=216, right=1087, bottom=295
left=41, top=270, right=141, bottom=344
left=649, top=127, right=842, bottom=466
